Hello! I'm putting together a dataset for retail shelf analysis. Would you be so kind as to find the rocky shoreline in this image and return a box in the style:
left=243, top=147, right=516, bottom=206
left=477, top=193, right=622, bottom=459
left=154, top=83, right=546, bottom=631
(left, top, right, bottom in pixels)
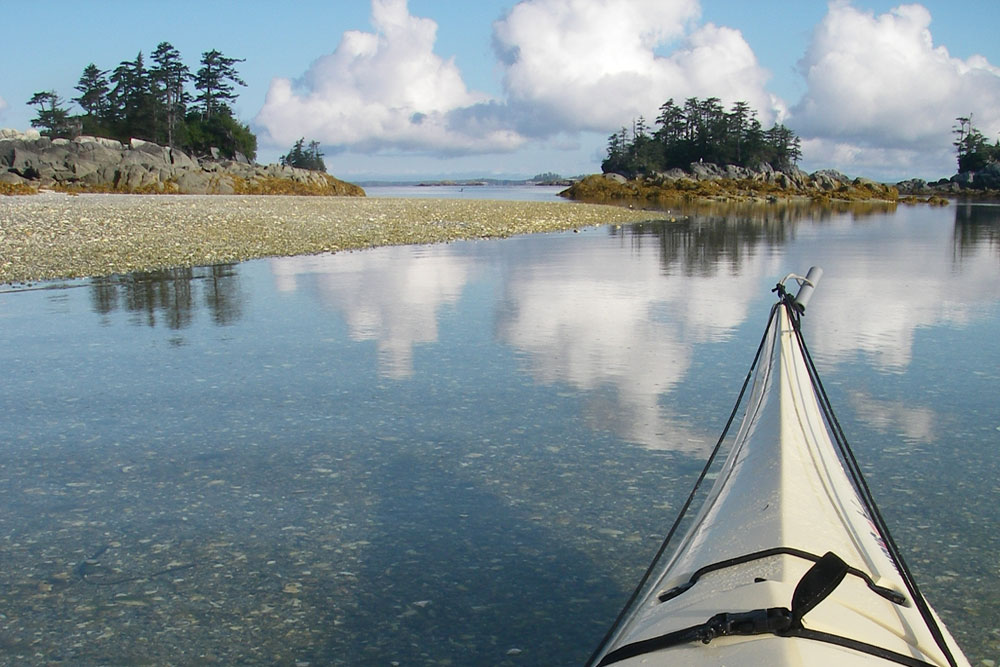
left=560, top=161, right=1000, bottom=206
left=0, top=192, right=665, bottom=284
left=0, top=129, right=364, bottom=196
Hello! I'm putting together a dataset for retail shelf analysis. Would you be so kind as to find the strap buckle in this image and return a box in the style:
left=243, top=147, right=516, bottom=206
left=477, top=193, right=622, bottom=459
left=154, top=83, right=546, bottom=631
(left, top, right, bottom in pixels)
left=700, top=608, right=793, bottom=644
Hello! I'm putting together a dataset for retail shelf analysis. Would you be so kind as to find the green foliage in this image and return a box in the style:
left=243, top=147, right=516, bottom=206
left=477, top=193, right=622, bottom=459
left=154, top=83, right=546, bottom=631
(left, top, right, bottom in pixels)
left=531, top=172, right=563, bottom=182
left=27, top=90, right=75, bottom=138
left=28, top=42, right=254, bottom=160
left=151, top=42, right=192, bottom=148
left=109, top=51, right=157, bottom=141
left=194, top=49, right=246, bottom=118
left=954, top=116, right=1000, bottom=173
left=73, top=64, right=111, bottom=118
left=279, top=138, right=326, bottom=171
left=603, top=97, right=802, bottom=178
left=185, top=111, right=257, bottom=161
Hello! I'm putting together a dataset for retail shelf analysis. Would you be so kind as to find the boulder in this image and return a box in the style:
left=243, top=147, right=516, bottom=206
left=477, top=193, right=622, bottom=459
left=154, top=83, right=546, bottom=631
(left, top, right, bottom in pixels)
left=0, top=128, right=41, bottom=141
left=0, top=171, right=27, bottom=185
left=896, top=178, right=927, bottom=194
left=810, top=170, right=844, bottom=191
left=11, top=145, right=43, bottom=178
left=74, top=135, right=124, bottom=150
left=130, top=137, right=172, bottom=164
left=780, top=165, right=809, bottom=188
left=689, top=161, right=724, bottom=180
left=169, top=148, right=198, bottom=170
left=173, top=170, right=214, bottom=194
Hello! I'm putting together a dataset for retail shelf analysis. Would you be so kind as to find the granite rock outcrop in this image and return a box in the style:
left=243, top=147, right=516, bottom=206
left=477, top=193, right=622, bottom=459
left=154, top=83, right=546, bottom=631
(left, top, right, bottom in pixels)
left=0, top=130, right=364, bottom=196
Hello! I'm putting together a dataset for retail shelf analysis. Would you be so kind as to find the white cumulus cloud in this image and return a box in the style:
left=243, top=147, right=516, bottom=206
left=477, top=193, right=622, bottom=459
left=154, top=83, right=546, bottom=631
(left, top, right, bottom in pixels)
left=255, top=0, right=521, bottom=154
left=494, top=0, right=783, bottom=135
left=0, top=95, right=8, bottom=115
left=255, top=0, right=784, bottom=158
left=791, top=2, right=1000, bottom=178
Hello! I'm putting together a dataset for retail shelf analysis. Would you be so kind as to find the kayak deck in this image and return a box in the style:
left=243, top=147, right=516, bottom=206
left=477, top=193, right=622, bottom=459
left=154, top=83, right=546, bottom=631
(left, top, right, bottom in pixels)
left=591, top=299, right=969, bottom=666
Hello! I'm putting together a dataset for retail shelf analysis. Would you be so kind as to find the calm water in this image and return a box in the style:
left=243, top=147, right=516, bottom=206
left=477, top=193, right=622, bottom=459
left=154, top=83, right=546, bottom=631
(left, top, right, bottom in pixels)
left=364, top=183, right=567, bottom=201
left=1, top=196, right=998, bottom=665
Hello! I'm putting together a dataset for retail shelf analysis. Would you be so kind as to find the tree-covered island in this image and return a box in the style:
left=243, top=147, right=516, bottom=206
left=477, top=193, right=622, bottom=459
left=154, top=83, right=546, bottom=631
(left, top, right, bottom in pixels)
left=1, top=40, right=364, bottom=196
left=27, top=43, right=256, bottom=161
left=602, top=97, right=801, bottom=178
left=557, top=97, right=1000, bottom=205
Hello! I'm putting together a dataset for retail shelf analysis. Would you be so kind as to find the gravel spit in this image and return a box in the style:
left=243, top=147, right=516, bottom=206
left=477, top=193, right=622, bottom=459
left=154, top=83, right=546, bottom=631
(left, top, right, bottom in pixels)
left=1, top=193, right=663, bottom=283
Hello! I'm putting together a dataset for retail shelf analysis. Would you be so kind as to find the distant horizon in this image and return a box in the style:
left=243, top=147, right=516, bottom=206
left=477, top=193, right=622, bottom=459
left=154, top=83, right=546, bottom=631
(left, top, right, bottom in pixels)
left=3, top=1, right=998, bottom=184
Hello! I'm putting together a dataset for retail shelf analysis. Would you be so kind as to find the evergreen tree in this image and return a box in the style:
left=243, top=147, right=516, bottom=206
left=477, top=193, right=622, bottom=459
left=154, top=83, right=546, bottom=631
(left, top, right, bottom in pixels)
left=194, top=49, right=246, bottom=118
left=73, top=64, right=110, bottom=120
left=603, top=97, right=802, bottom=178
left=953, top=115, right=996, bottom=173
left=150, top=42, right=192, bottom=148
left=280, top=138, right=326, bottom=171
left=27, top=90, right=74, bottom=138
left=29, top=42, right=260, bottom=162
left=110, top=52, right=156, bottom=139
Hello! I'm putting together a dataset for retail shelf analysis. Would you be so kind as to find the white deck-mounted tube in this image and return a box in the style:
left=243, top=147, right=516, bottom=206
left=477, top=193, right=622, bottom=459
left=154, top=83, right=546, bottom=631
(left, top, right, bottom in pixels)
left=793, top=266, right=823, bottom=313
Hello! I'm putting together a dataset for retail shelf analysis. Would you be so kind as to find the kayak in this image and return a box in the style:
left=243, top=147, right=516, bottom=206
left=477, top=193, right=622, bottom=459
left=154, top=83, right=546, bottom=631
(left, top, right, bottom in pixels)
left=588, top=269, right=969, bottom=667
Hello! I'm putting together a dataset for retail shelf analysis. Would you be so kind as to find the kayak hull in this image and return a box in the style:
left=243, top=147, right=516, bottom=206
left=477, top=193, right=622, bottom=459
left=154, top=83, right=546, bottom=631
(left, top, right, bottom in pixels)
left=593, top=303, right=968, bottom=666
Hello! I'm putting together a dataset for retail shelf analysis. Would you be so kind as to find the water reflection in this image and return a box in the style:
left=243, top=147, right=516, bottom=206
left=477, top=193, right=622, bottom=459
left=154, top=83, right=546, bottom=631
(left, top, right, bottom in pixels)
left=90, top=265, right=243, bottom=329
left=495, top=234, right=776, bottom=451
left=621, top=217, right=791, bottom=275
left=849, top=391, right=935, bottom=444
left=253, top=202, right=1000, bottom=451
left=68, top=203, right=1000, bottom=455
left=270, top=249, right=471, bottom=379
left=954, top=201, right=1000, bottom=261
left=4, top=201, right=1000, bottom=664
left=623, top=197, right=897, bottom=224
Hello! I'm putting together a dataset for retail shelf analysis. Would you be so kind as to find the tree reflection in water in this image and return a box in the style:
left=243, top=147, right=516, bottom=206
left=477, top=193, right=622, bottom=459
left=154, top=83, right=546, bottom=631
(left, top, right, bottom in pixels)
left=953, top=201, right=1000, bottom=261
left=89, top=264, right=243, bottom=329
left=612, top=199, right=898, bottom=274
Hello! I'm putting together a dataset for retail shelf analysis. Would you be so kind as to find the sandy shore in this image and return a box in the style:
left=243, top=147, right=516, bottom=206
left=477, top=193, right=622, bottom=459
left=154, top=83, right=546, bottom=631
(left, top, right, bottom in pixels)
left=0, top=193, right=664, bottom=283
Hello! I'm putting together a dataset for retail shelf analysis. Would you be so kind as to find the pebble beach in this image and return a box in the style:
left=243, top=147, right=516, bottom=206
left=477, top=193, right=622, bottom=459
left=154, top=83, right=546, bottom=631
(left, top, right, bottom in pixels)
left=0, top=193, right=664, bottom=284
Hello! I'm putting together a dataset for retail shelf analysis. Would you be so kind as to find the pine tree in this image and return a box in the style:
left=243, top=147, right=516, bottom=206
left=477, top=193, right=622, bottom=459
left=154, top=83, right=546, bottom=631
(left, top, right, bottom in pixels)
left=194, top=49, right=246, bottom=118
left=110, top=52, right=156, bottom=139
left=73, top=64, right=110, bottom=119
left=150, top=42, right=192, bottom=148
left=280, top=138, right=326, bottom=171
left=27, top=90, right=73, bottom=138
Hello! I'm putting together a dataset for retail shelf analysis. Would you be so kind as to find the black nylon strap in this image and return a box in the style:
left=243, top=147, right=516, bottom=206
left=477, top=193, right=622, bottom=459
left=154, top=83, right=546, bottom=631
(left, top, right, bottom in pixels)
left=783, top=627, right=938, bottom=667
left=596, top=617, right=939, bottom=667
left=597, top=608, right=792, bottom=667
left=657, top=546, right=906, bottom=606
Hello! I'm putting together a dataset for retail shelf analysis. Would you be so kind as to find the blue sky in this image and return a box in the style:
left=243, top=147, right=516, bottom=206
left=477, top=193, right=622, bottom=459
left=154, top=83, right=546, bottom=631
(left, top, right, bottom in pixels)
left=2, top=0, right=999, bottom=182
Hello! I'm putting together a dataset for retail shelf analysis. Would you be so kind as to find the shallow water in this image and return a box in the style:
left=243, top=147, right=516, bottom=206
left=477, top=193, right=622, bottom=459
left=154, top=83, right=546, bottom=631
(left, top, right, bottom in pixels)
left=1, top=197, right=998, bottom=665
left=365, top=183, right=567, bottom=201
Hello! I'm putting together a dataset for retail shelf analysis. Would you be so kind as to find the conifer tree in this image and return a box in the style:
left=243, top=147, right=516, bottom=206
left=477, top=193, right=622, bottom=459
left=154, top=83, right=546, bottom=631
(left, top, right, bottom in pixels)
left=27, top=90, right=73, bottom=138
left=151, top=42, right=192, bottom=148
left=73, top=64, right=110, bottom=119
left=194, top=49, right=246, bottom=118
